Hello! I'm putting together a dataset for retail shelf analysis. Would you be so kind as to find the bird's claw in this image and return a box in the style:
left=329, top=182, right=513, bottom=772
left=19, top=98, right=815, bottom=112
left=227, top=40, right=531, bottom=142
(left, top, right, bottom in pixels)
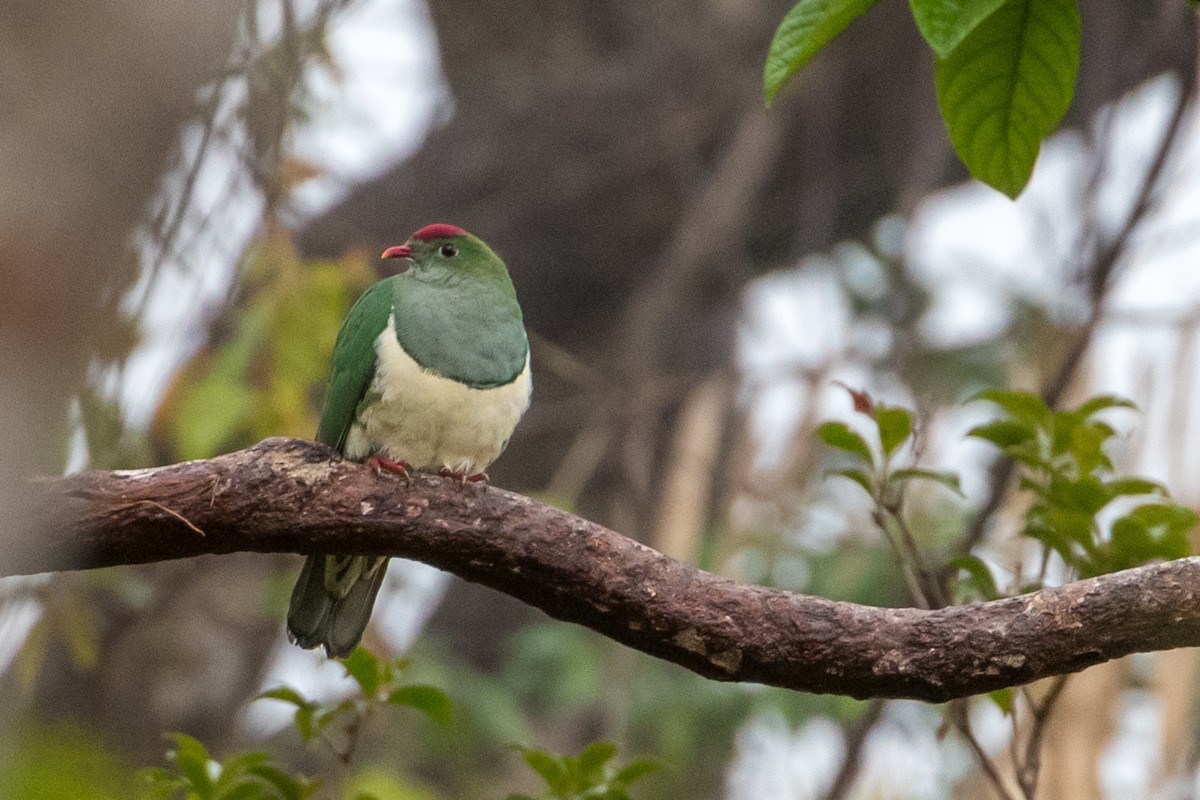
left=438, top=468, right=488, bottom=484
left=367, top=456, right=412, bottom=481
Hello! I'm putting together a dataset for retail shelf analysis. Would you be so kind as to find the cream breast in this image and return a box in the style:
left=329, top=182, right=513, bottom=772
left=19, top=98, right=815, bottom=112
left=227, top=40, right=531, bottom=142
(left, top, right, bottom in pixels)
left=344, top=315, right=532, bottom=475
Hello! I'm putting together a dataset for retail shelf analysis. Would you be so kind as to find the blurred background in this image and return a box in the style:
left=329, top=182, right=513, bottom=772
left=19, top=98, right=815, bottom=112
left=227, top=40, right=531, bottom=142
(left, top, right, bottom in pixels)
left=1, top=1, right=1199, bottom=798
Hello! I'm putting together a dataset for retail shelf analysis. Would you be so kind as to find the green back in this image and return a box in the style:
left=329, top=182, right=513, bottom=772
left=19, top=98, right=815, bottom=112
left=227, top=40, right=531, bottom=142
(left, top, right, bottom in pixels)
left=316, top=278, right=394, bottom=452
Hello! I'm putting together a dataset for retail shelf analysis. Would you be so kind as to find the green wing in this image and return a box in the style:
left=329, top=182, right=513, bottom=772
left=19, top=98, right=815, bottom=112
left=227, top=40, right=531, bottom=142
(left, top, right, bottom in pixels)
left=316, top=278, right=395, bottom=453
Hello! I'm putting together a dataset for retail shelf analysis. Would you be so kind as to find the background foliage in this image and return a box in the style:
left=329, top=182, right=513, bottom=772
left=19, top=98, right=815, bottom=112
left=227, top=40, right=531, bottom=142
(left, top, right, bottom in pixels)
left=766, top=0, right=1082, bottom=197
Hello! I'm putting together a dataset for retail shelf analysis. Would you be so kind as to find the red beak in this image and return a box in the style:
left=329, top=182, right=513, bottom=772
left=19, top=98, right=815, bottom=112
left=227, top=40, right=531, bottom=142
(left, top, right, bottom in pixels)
left=381, top=244, right=413, bottom=259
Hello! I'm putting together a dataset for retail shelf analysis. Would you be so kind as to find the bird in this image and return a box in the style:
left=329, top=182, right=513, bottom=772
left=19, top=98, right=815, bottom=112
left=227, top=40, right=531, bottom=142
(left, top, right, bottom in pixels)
left=287, top=223, right=531, bottom=657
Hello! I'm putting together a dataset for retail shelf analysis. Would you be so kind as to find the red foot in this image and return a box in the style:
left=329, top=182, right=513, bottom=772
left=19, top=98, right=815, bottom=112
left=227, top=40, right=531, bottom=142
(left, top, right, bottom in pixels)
left=367, top=456, right=412, bottom=480
left=438, top=468, right=488, bottom=484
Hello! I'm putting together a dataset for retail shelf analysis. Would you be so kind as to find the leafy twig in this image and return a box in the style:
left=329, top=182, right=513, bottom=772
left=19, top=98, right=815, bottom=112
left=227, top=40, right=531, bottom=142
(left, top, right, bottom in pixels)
left=953, top=68, right=1196, bottom=560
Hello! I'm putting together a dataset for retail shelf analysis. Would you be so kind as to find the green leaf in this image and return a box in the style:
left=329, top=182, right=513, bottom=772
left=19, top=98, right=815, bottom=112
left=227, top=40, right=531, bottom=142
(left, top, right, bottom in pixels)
left=1037, top=505, right=1095, bottom=547
left=909, top=0, right=1006, bottom=58
left=966, top=419, right=1034, bottom=449
left=875, top=406, right=912, bottom=457
left=1049, top=414, right=1114, bottom=476
left=1104, top=477, right=1166, bottom=498
left=166, top=734, right=214, bottom=796
left=1101, top=503, right=1194, bottom=576
left=1049, top=410, right=1082, bottom=457
left=935, top=0, right=1080, bottom=197
left=1076, top=394, right=1137, bottom=418
left=1107, top=516, right=1154, bottom=568
left=948, top=554, right=1000, bottom=600
left=891, top=468, right=963, bottom=496
left=258, top=687, right=320, bottom=742
left=341, top=647, right=381, bottom=696
left=1114, top=503, right=1198, bottom=563
left=1023, top=517, right=1083, bottom=568
left=828, top=468, right=874, bottom=497
left=577, top=741, right=618, bottom=783
left=1007, top=442, right=1052, bottom=472
left=221, top=785, right=266, bottom=800
left=970, top=390, right=1051, bottom=427
left=987, top=687, right=1014, bottom=715
left=387, top=684, right=452, bottom=726
left=1133, top=502, right=1198, bottom=534
left=613, top=758, right=663, bottom=786
left=1068, top=420, right=1117, bottom=474
left=214, top=751, right=272, bottom=794
left=764, top=0, right=881, bottom=105
left=816, top=421, right=874, bottom=464
left=244, top=763, right=317, bottom=800
left=1045, top=475, right=1109, bottom=515
left=293, top=707, right=317, bottom=742
left=522, top=750, right=572, bottom=795
left=257, top=687, right=314, bottom=710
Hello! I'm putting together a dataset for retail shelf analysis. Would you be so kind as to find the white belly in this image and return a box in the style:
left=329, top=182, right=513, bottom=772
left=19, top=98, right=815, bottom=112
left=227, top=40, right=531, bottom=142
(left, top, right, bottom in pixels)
left=343, top=316, right=532, bottom=475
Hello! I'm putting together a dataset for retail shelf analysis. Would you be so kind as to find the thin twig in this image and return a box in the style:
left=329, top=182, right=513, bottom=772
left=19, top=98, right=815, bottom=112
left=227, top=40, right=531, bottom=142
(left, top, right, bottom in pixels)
left=886, top=503, right=948, bottom=608
left=1016, top=675, right=1070, bottom=798
left=951, top=705, right=1021, bottom=800
left=131, top=500, right=205, bottom=536
left=873, top=510, right=931, bottom=608
left=820, top=699, right=888, bottom=800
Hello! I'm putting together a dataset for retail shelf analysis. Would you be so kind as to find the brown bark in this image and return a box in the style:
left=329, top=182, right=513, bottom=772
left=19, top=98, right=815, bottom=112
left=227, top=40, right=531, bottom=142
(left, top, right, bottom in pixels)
left=21, top=436, right=1200, bottom=703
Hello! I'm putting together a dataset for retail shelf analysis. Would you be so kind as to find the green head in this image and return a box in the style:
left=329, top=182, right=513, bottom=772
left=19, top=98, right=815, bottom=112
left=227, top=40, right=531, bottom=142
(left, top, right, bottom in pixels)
left=379, top=224, right=527, bottom=388
left=381, top=224, right=512, bottom=289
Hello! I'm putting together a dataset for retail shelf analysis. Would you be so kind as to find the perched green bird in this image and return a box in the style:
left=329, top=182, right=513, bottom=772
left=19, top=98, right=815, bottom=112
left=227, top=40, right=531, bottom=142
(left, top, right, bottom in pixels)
left=287, top=224, right=531, bottom=657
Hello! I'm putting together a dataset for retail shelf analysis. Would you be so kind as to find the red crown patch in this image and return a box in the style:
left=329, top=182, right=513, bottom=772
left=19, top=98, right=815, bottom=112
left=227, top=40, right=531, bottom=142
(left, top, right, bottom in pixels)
left=410, top=223, right=468, bottom=241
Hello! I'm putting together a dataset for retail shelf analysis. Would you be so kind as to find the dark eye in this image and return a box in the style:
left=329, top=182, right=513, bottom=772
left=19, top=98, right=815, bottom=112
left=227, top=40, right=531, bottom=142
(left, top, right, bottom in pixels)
left=440, top=243, right=458, bottom=258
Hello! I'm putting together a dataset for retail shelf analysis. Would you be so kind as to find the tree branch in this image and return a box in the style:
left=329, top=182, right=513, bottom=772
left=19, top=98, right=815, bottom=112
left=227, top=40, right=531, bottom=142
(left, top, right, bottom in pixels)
left=16, top=437, right=1200, bottom=702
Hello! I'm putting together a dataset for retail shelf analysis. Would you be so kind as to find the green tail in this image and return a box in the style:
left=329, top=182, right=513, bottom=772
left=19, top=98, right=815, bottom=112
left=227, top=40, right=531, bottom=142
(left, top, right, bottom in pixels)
left=287, top=554, right=389, bottom=658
